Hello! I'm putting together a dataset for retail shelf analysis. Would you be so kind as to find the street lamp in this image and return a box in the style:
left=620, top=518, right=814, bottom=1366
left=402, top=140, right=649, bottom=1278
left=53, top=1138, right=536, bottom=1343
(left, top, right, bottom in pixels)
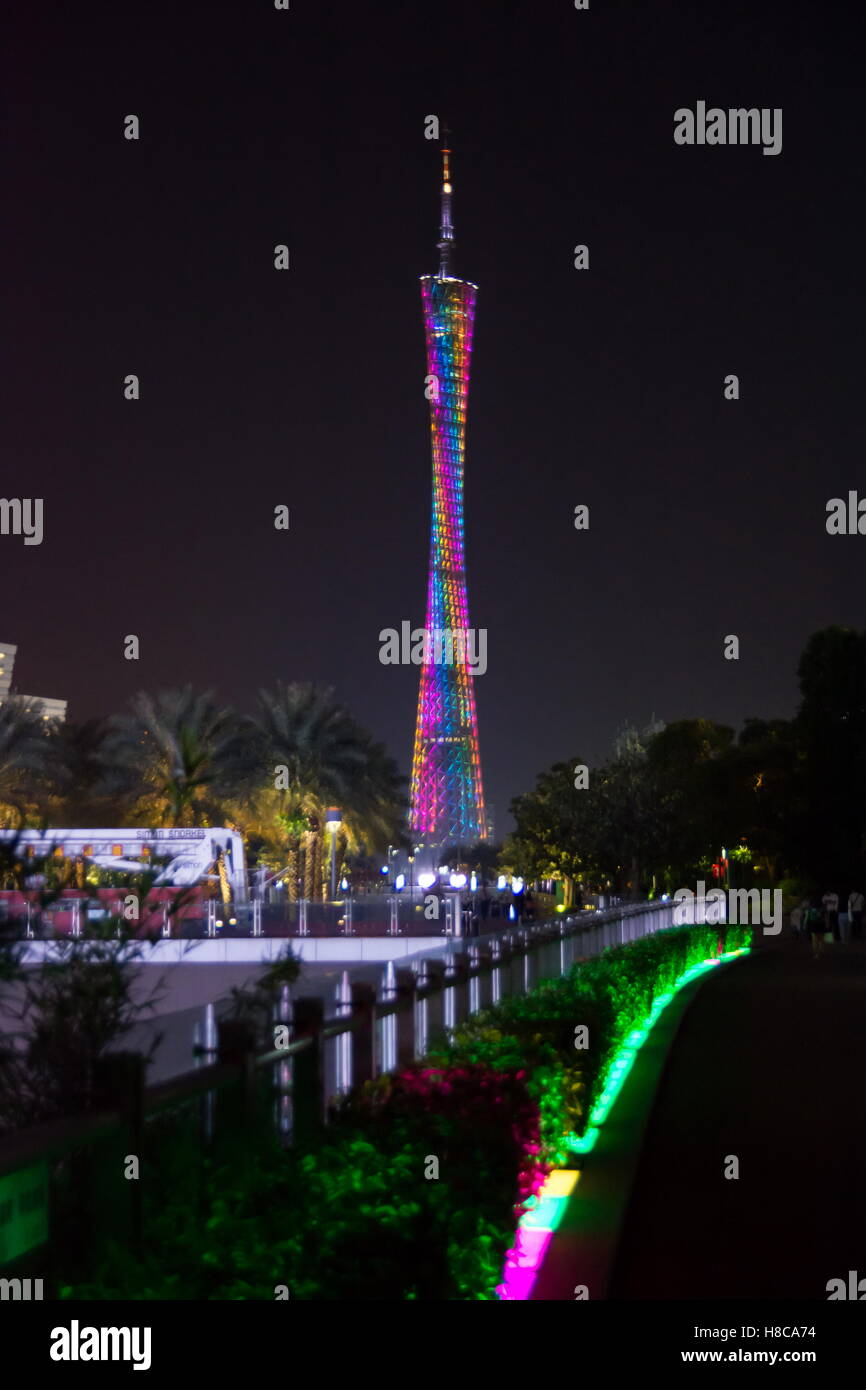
left=325, top=808, right=342, bottom=901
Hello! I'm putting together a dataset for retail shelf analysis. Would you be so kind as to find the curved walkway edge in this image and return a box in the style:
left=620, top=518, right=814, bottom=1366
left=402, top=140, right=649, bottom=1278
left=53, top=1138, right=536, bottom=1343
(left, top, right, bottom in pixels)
left=529, top=957, right=736, bottom=1300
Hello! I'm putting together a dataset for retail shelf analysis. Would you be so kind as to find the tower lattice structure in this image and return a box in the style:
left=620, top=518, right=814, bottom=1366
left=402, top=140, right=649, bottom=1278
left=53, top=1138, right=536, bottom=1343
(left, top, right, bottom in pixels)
left=410, top=135, right=487, bottom=846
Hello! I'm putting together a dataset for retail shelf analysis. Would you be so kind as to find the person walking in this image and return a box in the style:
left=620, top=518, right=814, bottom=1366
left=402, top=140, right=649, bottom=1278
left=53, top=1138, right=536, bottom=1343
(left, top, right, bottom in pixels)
left=848, top=888, right=864, bottom=941
left=822, top=888, right=840, bottom=942
left=839, top=888, right=851, bottom=943
left=807, top=897, right=826, bottom=959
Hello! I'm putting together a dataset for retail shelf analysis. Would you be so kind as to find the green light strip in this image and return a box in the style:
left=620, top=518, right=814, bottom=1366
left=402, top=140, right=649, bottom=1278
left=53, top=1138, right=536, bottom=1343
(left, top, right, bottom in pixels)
left=565, top=948, right=750, bottom=1155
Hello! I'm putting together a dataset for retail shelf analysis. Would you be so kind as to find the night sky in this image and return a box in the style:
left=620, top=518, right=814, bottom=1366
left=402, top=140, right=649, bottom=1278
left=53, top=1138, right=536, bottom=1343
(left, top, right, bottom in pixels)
left=6, top=0, right=865, bottom=834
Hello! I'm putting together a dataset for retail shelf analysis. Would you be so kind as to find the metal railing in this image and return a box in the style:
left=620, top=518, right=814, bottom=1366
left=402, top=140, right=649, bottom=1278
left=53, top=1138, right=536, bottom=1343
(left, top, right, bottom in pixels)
left=6, top=893, right=555, bottom=939
left=0, top=898, right=677, bottom=1278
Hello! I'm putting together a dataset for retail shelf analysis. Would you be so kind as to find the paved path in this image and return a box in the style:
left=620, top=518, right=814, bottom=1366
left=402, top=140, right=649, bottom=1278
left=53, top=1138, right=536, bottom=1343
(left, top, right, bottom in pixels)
left=609, top=934, right=866, bottom=1299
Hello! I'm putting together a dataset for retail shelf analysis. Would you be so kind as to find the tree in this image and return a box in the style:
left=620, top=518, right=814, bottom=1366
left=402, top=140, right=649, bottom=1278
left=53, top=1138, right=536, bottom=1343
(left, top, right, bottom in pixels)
left=507, top=759, right=598, bottom=905
left=44, top=717, right=123, bottom=826
left=591, top=742, right=659, bottom=897
left=249, top=683, right=406, bottom=901
left=0, top=697, right=52, bottom=826
left=507, top=722, right=736, bottom=902
left=643, top=719, right=735, bottom=888
left=721, top=719, right=804, bottom=885
left=102, top=687, right=253, bottom=828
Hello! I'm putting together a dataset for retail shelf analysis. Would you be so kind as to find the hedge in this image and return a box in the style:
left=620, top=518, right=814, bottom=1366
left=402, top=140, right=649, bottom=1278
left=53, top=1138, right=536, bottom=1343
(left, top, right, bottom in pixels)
left=62, top=920, right=750, bottom=1300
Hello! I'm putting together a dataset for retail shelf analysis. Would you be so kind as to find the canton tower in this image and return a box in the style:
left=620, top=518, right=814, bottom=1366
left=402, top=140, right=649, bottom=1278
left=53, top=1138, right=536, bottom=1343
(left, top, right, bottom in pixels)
left=410, top=134, right=487, bottom=846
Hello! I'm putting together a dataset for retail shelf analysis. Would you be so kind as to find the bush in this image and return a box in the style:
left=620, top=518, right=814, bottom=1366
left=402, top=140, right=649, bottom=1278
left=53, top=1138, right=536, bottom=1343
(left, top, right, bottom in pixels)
left=60, top=921, right=752, bottom=1299
left=429, top=923, right=751, bottom=1159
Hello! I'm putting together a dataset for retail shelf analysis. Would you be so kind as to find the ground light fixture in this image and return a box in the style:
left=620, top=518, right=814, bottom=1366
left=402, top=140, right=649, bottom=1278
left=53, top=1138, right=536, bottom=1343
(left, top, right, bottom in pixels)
left=496, top=946, right=751, bottom=1300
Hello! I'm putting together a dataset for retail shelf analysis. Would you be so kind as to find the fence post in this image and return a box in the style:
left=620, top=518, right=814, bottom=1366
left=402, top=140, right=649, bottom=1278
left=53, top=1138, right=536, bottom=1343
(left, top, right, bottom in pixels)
left=379, top=963, right=397, bottom=1071
left=411, top=958, right=430, bottom=1059
left=91, top=1051, right=146, bottom=1262
left=394, top=968, right=416, bottom=1068
left=273, top=983, right=293, bottom=1136
left=490, top=936, right=502, bottom=1004
left=445, top=951, right=470, bottom=1027
left=451, top=897, right=461, bottom=937
left=467, top=943, right=481, bottom=1013
left=418, top=957, right=445, bottom=1050
left=350, top=982, right=377, bottom=1086
left=335, top=971, right=353, bottom=1094
left=499, top=932, right=515, bottom=999
left=520, top=930, right=532, bottom=993
left=291, top=997, right=324, bottom=1147
left=216, top=1019, right=258, bottom=1137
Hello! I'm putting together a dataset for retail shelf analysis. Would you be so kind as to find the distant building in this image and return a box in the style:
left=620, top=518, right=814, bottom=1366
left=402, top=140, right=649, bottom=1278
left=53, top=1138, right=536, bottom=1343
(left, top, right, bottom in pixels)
left=0, top=640, right=67, bottom=723
left=613, top=716, right=666, bottom=760
left=0, top=642, right=16, bottom=702
left=24, top=696, right=68, bottom=724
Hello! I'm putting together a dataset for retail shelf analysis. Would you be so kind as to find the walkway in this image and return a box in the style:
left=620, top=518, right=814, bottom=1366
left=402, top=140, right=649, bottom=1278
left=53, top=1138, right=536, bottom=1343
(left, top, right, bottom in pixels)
left=536, top=933, right=866, bottom=1299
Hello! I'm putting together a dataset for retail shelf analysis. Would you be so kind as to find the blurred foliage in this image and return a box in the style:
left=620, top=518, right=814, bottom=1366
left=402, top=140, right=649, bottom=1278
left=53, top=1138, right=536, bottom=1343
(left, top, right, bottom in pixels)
left=56, top=921, right=751, bottom=1300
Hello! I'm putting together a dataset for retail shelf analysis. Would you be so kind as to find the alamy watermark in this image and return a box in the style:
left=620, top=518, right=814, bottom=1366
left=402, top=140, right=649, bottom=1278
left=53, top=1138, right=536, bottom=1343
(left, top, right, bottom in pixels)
left=827, top=1271, right=866, bottom=1300
left=825, top=492, right=866, bottom=534
left=674, top=103, right=782, bottom=157
left=379, top=622, right=487, bottom=675
left=0, top=1277, right=43, bottom=1300
left=0, top=498, right=43, bottom=545
left=49, top=1320, right=152, bottom=1370
left=673, top=882, right=782, bottom=935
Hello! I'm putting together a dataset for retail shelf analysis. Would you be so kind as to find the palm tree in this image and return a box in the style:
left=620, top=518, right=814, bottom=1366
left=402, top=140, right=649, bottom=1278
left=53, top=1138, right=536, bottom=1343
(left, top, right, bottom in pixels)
left=45, top=717, right=122, bottom=826
left=251, top=683, right=407, bottom=900
left=101, top=687, right=253, bottom=828
left=0, top=697, right=53, bottom=827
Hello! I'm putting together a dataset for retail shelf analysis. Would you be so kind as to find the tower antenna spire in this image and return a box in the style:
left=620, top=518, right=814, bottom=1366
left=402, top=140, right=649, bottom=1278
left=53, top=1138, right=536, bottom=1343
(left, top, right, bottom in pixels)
left=437, top=122, right=454, bottom=278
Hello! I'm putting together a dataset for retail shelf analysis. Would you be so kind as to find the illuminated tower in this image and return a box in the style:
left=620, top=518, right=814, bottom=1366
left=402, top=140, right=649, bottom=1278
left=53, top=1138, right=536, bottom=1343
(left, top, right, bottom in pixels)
left=410, top=134, right=487, bottom=846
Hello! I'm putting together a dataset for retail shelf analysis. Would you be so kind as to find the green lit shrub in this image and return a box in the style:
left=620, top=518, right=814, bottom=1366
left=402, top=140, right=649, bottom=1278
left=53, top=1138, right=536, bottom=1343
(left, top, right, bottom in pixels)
left=60, top=922, right=752, bottom=1300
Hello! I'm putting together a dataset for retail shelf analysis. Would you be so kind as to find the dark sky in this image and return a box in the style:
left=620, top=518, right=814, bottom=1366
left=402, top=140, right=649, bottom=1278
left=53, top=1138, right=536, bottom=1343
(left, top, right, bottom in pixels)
left=5, top=0, right=865, bottom=834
